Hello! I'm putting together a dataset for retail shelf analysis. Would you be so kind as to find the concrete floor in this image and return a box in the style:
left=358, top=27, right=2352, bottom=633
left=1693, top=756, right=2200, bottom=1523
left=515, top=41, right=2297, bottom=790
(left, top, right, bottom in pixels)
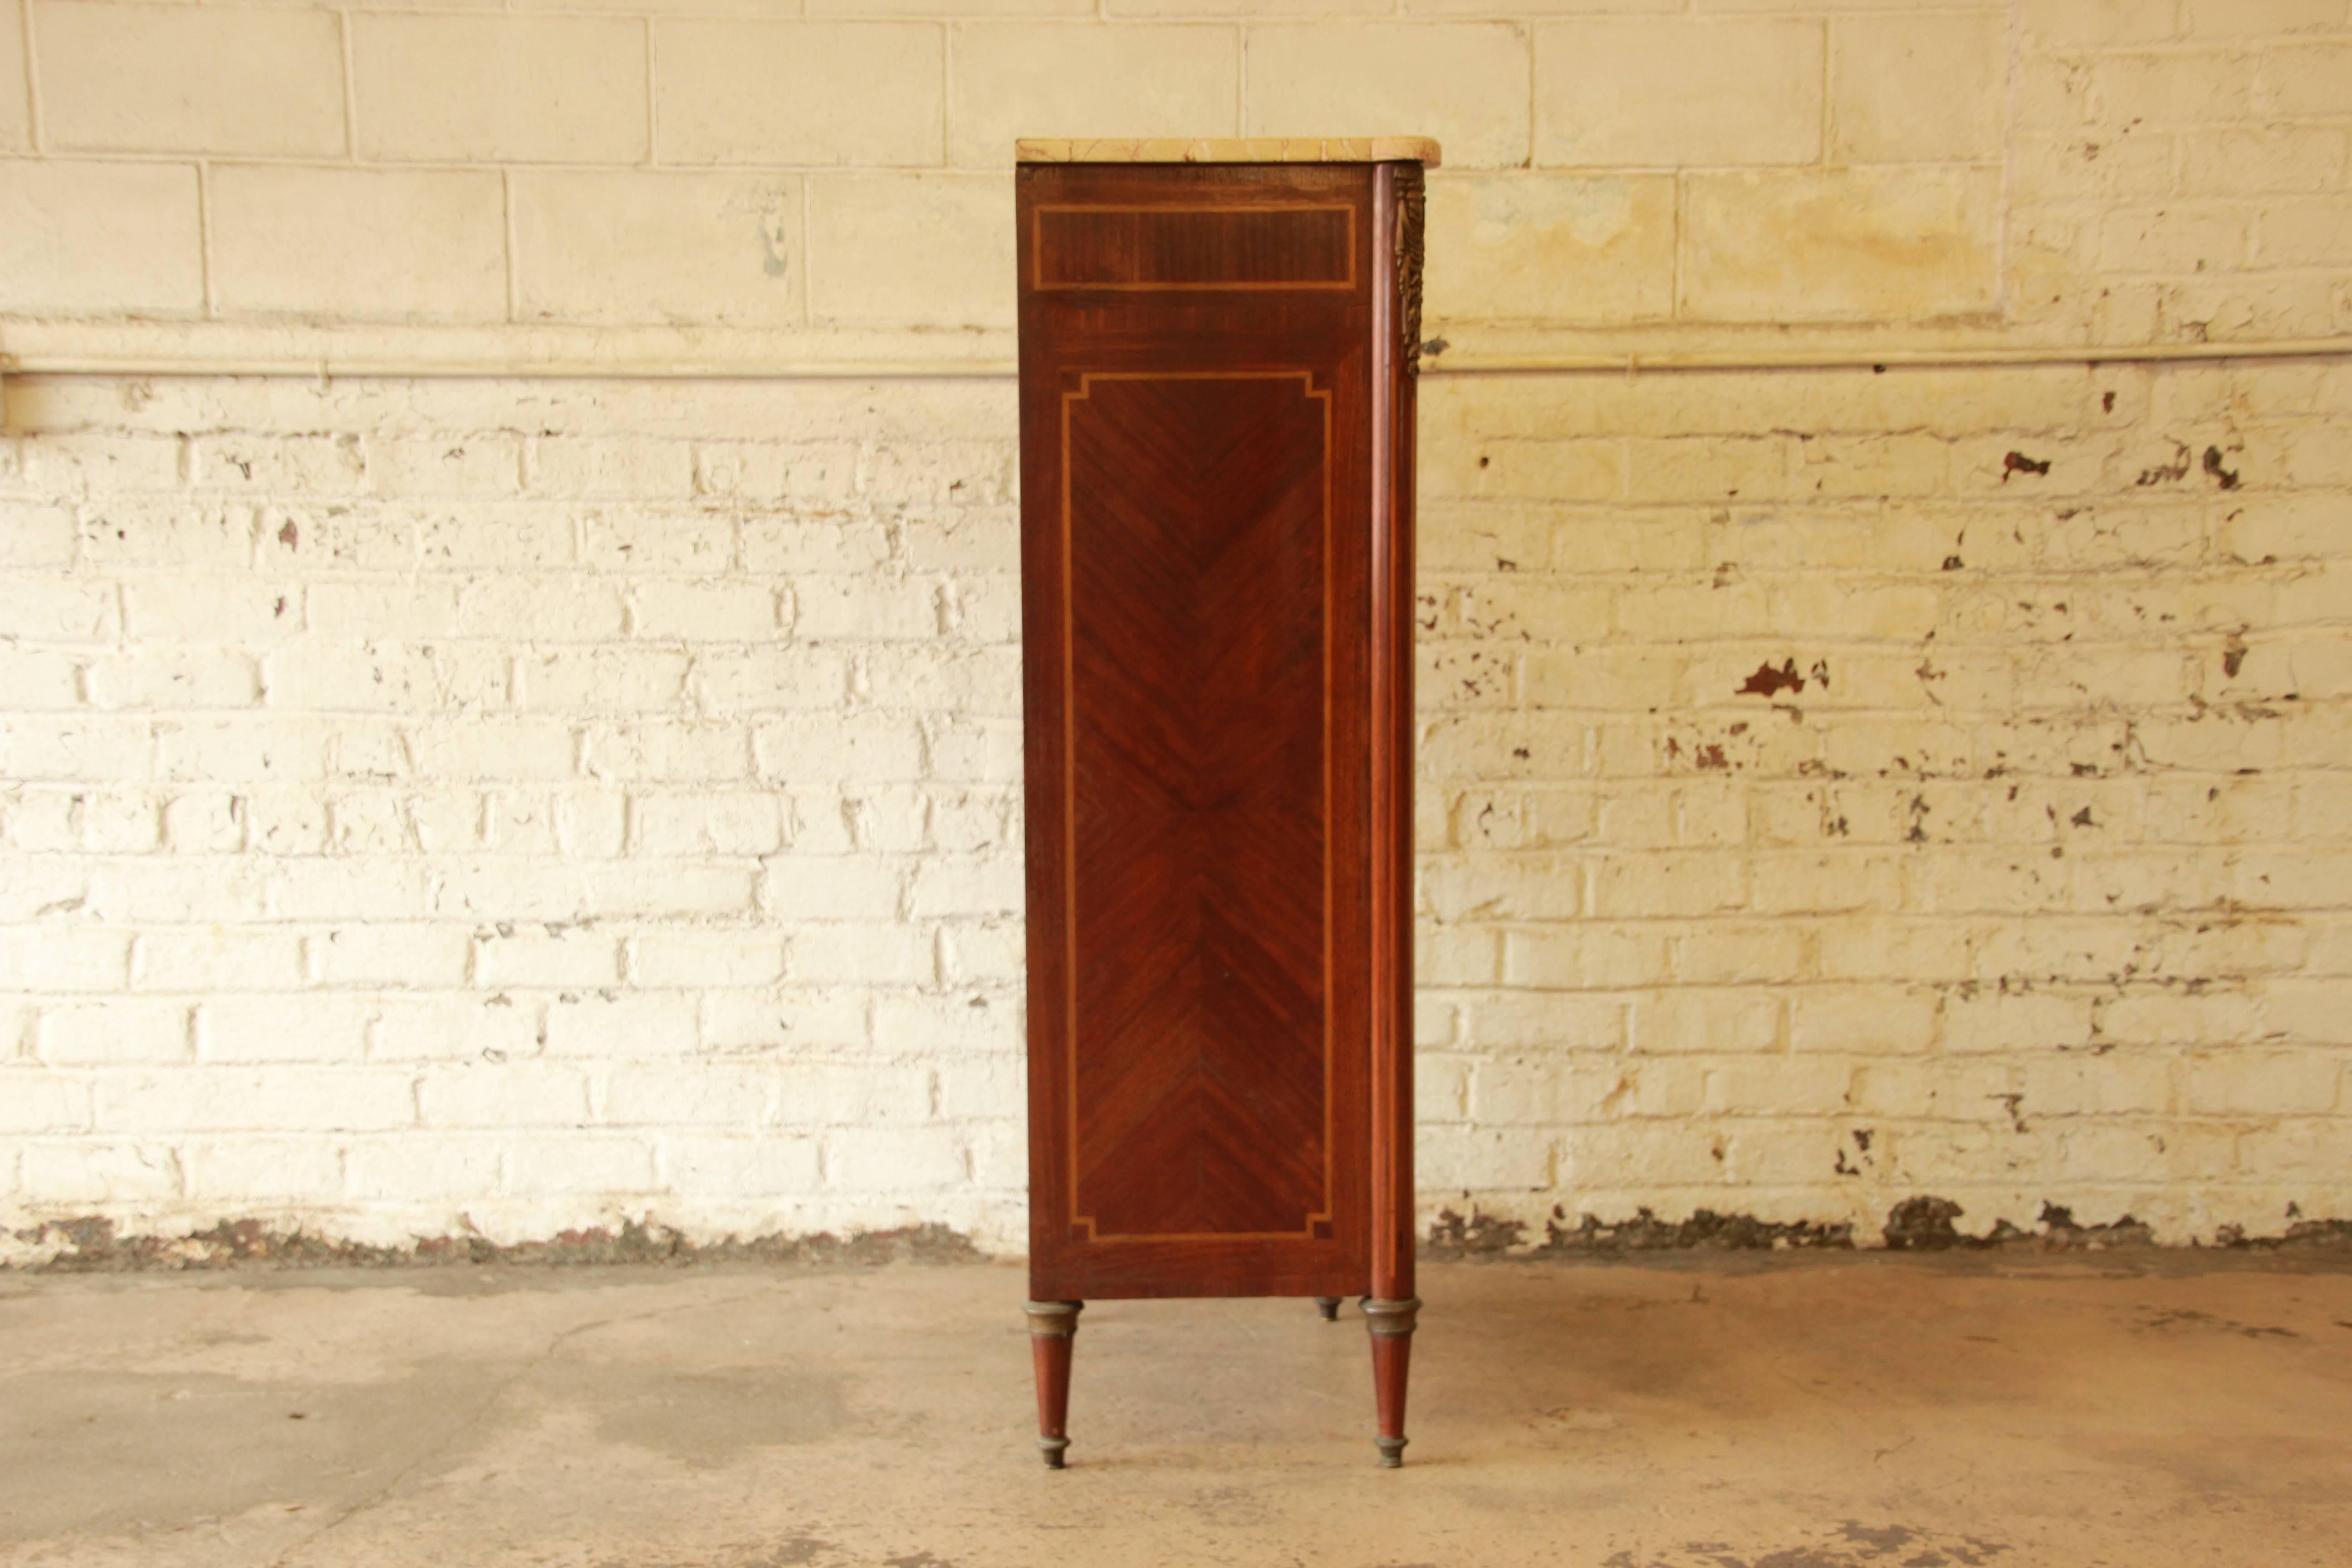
left=0, top=1256, right=2347, bottom=1568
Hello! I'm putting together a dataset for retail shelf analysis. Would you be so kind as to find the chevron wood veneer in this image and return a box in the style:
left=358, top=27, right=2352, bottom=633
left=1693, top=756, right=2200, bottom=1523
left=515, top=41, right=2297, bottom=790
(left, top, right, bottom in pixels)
left=1065, top=370, right=1333, bottom=1245
left=1017, top=152, right=1427, bottom=1469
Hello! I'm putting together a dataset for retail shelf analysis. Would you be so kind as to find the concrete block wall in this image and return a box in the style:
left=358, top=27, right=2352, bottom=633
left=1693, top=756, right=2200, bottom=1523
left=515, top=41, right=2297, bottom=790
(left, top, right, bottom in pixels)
left=0, top=0, right=2347, bottom=1256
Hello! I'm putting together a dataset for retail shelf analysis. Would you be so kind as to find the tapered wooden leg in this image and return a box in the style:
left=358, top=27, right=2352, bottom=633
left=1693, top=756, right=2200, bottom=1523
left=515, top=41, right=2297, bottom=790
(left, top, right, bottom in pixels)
left=1024, top=1301, right=1082, bottom=1468
left=1363, top=1296, right=1420, bottom=1467
left=1315, top=1296, right=1342, bottom=1321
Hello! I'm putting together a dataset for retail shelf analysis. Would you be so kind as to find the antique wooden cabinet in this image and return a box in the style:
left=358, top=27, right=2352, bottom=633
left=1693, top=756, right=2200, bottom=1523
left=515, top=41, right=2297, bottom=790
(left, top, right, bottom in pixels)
left=1014, top=137, right=1436, bottom=1468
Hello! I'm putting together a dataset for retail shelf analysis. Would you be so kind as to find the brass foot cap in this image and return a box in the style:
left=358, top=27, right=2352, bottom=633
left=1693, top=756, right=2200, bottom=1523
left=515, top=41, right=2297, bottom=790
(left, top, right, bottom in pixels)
left=1374, top=1436, right=1407, bottom=1468
left=1038, top=1436, right=1071, bottom=1469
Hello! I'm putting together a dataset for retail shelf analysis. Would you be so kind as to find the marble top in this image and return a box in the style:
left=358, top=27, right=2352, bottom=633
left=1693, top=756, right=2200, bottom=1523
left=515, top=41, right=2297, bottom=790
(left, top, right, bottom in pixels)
left=1016, top=137, right=1441, bottom=167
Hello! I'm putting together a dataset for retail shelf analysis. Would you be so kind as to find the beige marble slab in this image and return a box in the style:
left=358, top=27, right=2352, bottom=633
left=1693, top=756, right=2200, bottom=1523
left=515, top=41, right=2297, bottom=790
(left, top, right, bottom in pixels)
left=1016, top=137, right=1440, bottom=168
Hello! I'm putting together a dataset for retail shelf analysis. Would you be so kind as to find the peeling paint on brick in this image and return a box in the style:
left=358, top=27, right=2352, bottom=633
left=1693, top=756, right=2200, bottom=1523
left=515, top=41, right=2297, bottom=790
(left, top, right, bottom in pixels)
left=1, top=1215, right=984, bottom=1273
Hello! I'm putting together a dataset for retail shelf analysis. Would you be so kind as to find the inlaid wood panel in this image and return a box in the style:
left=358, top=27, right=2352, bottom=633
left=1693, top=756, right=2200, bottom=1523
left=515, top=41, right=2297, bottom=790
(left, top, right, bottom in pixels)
left=1033, top=205, right=1355, bottom=290
left=1020, top=160, right=1414, bottom=1303
left=1064, top=370, right=1332, bottom=1243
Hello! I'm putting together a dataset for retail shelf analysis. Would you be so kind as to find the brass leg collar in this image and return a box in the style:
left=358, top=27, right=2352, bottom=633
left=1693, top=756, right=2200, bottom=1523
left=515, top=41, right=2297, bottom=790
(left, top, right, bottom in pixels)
left=1362, top=1296, right=1421, bottom=1337
left=1024, top=1300, right=1083, bottom=1337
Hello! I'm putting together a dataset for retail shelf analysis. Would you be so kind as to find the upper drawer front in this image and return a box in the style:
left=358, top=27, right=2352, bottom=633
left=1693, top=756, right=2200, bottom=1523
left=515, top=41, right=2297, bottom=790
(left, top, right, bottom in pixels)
left=1032, top=204, right=1356, bottom=291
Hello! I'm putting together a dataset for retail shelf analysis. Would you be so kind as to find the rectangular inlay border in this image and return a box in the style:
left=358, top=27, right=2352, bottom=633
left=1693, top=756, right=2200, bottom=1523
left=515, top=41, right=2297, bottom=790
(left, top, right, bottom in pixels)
left=1033, top=205, right=1357, bottom=292
left=1059, top=369, right=1337, bottom=1244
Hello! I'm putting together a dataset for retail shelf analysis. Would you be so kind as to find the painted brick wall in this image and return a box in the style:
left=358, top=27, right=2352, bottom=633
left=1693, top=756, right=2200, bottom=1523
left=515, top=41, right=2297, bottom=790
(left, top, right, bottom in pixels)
left=0, top=0, right=2347, bottom=1257
left=1415, top=359, right=2351, bottom=1249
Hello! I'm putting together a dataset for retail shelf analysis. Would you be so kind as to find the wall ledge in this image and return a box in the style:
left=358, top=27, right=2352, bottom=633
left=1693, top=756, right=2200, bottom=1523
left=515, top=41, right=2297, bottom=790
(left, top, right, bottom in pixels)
left=6, top=320, right=2351, bottom=383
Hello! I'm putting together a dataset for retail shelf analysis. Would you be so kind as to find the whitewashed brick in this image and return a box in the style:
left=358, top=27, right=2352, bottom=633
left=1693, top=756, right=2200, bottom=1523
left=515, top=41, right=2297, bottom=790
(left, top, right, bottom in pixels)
left=419, top=1063, right=591, bottom=1128
left=794, top=576, right=944, bottom=642
left=604, top=1061, right=775, bottom=1130
left=183, top=1137, right=343, bottom=1201
left=7, top=789, right=159, bottom=856
left=862, top=648, right=1021, bottom=717
left=906, top=856, right=1021, bottom=918
left=632, top=793, right=785, bottom=858
left=632, top=930, right=787, bottom=987
left=794, top=921, right=937, bottom=985
left=713, top=453, right=867, bottom=513
left=660, top=1134, right=820, bottom=1197
left=506, top=1136, right=653, bottom=1195
left=921, top=716, right=1021, bottom=783
left=0, top=504, right=76, bottom=568
left=94, top=1067, right=413, bottom=1132
left=588, top=863, right=759, bottom=919
left=197, top=996, right=373, bottom=1063
left=2, top=716, right=153, bottom=783
left=19, top=1140, right=180, bottom=1203
left=86, top=648, right=262, bottom=711
left=92, top=858, right=271, bottom=925
left=1788, top=987, right=1939, bottom=1055
left=0, top=928, right=130, bottom=992
left=579, top=722, right=750, bottom=784
left=42, top=1001, right=187, bottom=1072
left=82, top=498, right=253, bottom=568
left=762, top=858, right=905, bottom=922
left=2185, top=1052, right=2340, bottom=1116
left=1625, top=989, right=1782, bottom=1056
left=408, top=720, right=578, bottom=783
left=36, top=1, right=345, bottom=156
left=344, top=1137, right=502, bottom=1203
left=0, top=647, right=81, bottom=710
left=862, top=442, right=1013, bottom=508
left=2266, top=42, right=2352, bottom=117
left=702, top=987, right=870, bottom=1054
left=825, top=1127, right=963, bottom=1192
left=372, top=995, right=543, bottom=1062
left=873, top=992, right=1019, bottom=1053
left=583, top=508, right=734, bottom=574
left=0, top=1073, right=88, bottom=1134
left=1425, top=1127, right=1553, bottom=1190
left=353, top=14, right=646, bottom=164
left=207, top=441, right=372, bottom=503
left=371, top=439, right=527, bottom=502
left=526, top=439, right=695, bottom=502
left=310, top=925, right=471, bottom=988
left=475, top=928, right=623, bottom=989
left=132, top=930, right=304, bottom=993
left=754, top=716, right=926, bottom=784
left=1466, top=990, right=1627, bottom=1052
left=630, top=581, right=781, bottom=642
left=543, top=993, right=699, bottom=1058
left=826, top=787, right=929, bottom=854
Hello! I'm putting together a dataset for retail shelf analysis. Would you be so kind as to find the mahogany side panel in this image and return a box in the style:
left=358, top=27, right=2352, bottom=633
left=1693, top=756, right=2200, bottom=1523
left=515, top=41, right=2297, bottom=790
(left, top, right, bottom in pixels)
left=1019, top=162, right=1412, bottom=1303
